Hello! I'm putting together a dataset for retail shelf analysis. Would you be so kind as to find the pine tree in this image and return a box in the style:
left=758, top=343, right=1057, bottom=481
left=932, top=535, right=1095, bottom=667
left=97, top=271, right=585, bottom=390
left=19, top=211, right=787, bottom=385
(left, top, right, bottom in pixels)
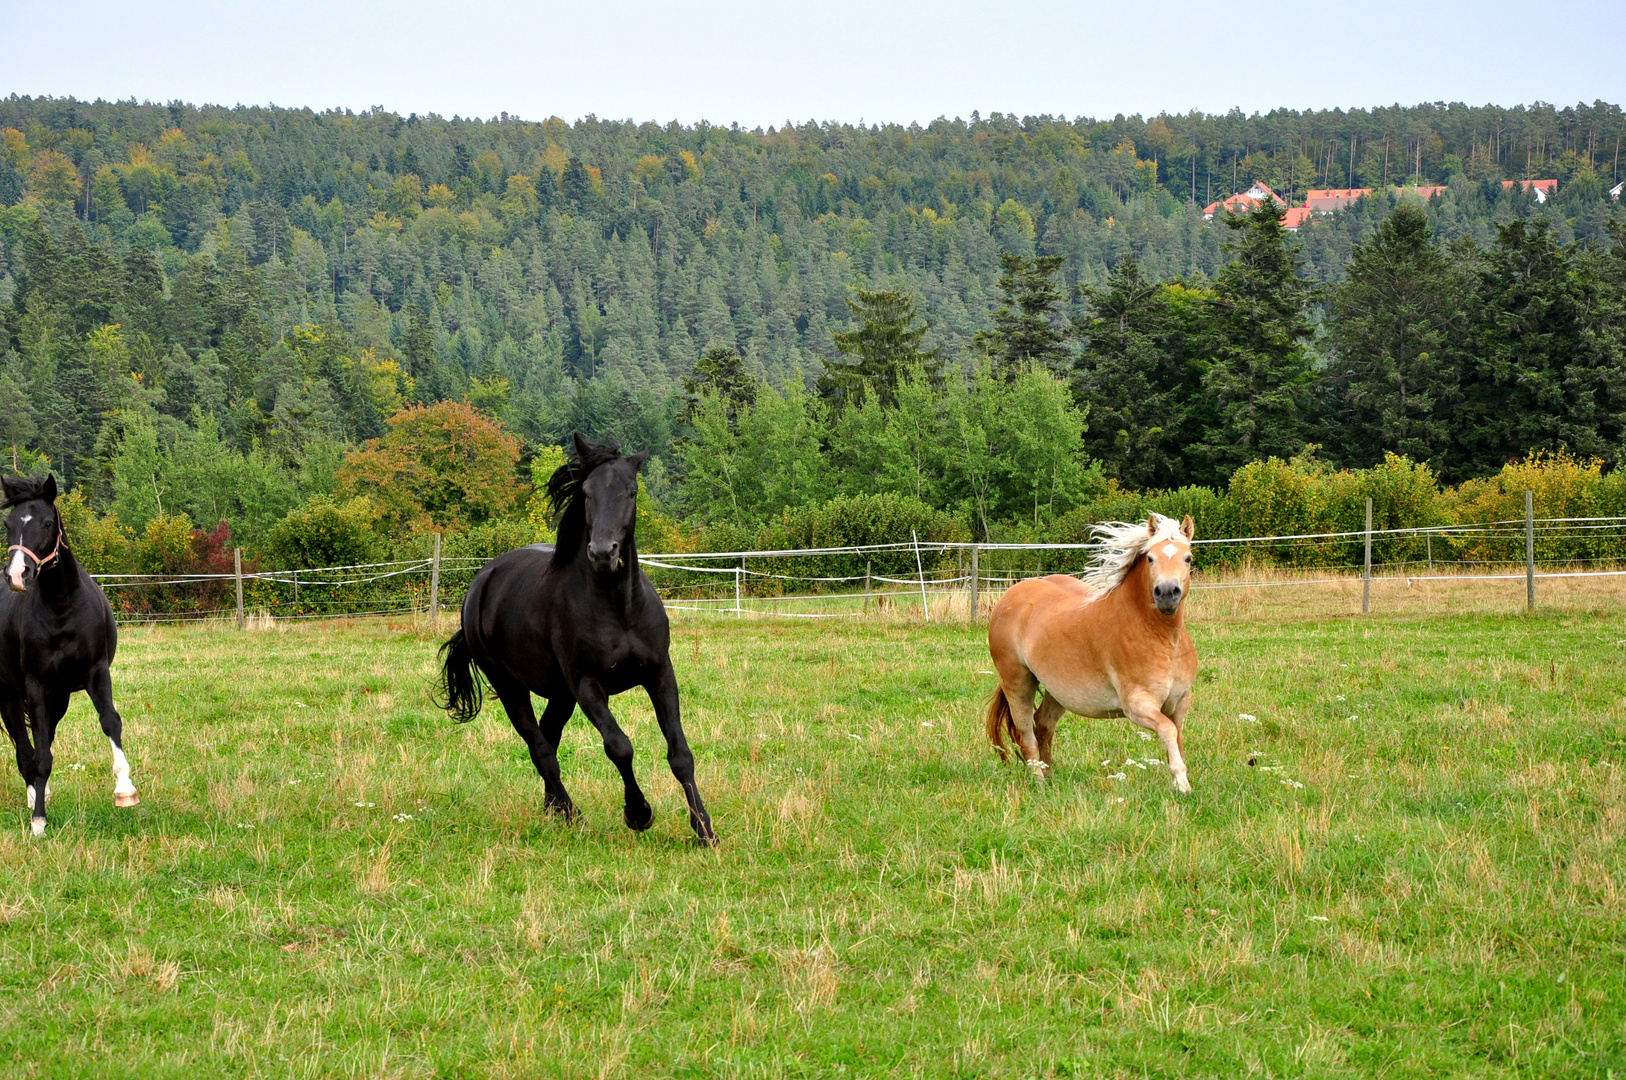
left=1322, top=205, right=1468, bottom=476
left=819, top=288, right=940, bottom=410
left=1075, top=256, right=1206, bottom=489
left=1192, top=199, right=1317, bottom=483
left=975, top=253, right=1070, bottom=374
left=681, top=345, right=760, bottom=429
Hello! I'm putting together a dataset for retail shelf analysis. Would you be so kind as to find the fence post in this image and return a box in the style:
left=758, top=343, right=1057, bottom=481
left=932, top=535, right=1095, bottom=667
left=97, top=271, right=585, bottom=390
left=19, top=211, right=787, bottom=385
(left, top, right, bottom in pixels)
left=1526, top=490, right=1535, bottom=611
left=1362, top=498, right=1372, bottom=614
left=735, top=565, right=742, bottom=616
left=912, top=530, right=930, bottom=621
left=969, top=544, right=979, bottom=621
left=864, top=559, right=871, bottom=612
left=428, top=531, right=442, bottom=631
left=234, top=548, right=244, bottom=630
left=1426, top=530, right=1432, bottom=572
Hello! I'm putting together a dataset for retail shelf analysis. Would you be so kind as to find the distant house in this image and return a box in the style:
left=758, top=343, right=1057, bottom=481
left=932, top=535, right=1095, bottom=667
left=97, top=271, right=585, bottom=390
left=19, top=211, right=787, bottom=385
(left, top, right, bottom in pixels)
left=1202, top=181, right=1286, bottom=219
left=1281, top=207, right=1312, bottom=231
left=1406, top=185, right=1449, bottom=200
left=1305, top=188, right=1372, bottom=213
left=1610, top=180, right=1622, bottom=201
left=1503, top=179, right=1558, bottom=203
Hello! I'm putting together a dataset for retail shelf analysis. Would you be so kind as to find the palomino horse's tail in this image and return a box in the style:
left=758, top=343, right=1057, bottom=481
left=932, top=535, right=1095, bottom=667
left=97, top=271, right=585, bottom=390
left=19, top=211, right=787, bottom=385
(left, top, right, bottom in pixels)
left=985, top=686, right=1019, bottom=762
left=435, top=627, right=484, bottom=723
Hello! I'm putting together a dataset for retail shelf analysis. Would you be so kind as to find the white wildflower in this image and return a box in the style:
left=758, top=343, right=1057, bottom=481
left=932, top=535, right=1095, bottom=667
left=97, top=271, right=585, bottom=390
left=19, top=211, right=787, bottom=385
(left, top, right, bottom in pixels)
left=1108, top=772, right=1128, bottom=781
left=1239, top=713, right=1258, bottom=723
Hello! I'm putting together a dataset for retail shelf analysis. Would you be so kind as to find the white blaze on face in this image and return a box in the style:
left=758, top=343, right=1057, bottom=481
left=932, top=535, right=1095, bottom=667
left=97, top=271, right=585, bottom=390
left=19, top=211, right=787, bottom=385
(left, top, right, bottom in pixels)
left=111, top=739, right=136, bottom=796
left=8, top=549, right=24, bottom=590
left=1162, top=543, right=1179, bottom=559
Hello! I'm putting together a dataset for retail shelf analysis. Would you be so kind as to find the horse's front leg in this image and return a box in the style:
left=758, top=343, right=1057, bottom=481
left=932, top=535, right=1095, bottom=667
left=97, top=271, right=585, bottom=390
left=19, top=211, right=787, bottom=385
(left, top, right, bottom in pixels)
left=24, top=685, right=68, bottom=835
left=1123, top=690, right=1192, bottom=794
left=574, top=677, right=653, bottom=832
left=86, top=663, right=139, bottom=808
left=646, top=660, right=715, bottom=846
left=0, top=696, right=36, bottom=811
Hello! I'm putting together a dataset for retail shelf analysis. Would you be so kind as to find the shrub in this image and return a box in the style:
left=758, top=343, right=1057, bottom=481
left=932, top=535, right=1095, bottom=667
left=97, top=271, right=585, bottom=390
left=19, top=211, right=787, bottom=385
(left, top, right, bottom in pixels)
left=267, top=497, right=380, bottom=570
left=58, top=488, right=135, bottom=575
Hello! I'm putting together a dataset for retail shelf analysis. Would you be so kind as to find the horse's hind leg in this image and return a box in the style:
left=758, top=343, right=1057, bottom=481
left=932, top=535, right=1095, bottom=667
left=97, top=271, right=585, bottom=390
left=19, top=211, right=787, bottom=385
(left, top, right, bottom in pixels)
left=1034, top=693, right=1065, bottom=768
left=997, top=668, right=1047, bottom=779
left=86, top=663, right=138, bottom=808
left=647, top=659, right=715, bottom=845
left=574, top=677, right=654, bottom=833
left=492, top=679, right=578, bottom=821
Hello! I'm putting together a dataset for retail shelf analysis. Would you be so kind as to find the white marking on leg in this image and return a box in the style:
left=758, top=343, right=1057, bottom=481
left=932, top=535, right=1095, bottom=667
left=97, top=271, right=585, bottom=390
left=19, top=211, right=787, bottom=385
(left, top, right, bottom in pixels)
left=26, top=783, right=33, bottom=807
left=111, top=739, right=137, bottom=800
left=30, top=818, right=45, bottom=837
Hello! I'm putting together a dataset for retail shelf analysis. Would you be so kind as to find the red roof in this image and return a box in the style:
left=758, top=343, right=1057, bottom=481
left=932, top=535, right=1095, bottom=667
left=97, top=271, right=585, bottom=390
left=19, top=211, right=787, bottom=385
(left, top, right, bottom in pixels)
left=1405, top=185, right=1449, bottom=199
left=1281, top=207, right=1312, bottom=230
left=1202, top=182, right=1286, bottom=219
left=1503, top=179, right=1558, bottom=194
left=1305, top=188, right=1372, bottom=213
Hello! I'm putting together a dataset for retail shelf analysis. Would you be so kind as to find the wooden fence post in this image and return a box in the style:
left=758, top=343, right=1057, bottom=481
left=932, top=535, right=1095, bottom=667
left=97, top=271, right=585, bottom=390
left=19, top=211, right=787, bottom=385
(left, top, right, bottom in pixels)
left=969, top=544, right=979, bottom=621
left=735, top=564, right=742, bottom=616
left=864, top=559, right=871, bottom=612
left=234, top=548, right=244, bottom=630
left=1526, top=490, right=1535, bottom=611
left=428, top=531, right=442, bottom=631
left=1362, top=498, right=1372, bottom=615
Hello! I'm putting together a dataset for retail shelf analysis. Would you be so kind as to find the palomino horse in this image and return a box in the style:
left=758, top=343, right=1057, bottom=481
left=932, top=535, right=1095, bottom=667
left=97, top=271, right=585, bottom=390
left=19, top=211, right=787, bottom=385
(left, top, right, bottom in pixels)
left=0, top=474, right=139, bottom=835
left=435, top=436, right=716, bottom=845
left=985, top=513, right=1197, bottom=791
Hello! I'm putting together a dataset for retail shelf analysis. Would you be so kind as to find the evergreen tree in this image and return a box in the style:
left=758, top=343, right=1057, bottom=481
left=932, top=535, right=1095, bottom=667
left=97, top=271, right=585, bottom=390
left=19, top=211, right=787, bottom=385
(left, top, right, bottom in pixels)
left=1192, top=199, right=1318, bottom=484
left=1321, top=205, right=1468, bottom=477
left=681, top=345, right=760, bottom=428
left=1075, top=256, right=1207, bottom=489
left=1455, top=219, right=1626, bottom=472
left=975, top=254, right=1070, bottom=375
left=819, top=288, right=940, bottom=410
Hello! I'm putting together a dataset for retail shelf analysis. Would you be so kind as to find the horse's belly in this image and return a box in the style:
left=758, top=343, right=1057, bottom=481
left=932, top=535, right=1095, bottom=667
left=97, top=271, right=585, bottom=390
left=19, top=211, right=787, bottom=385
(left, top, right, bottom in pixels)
left=1049, top=676, right=1124, bottom=719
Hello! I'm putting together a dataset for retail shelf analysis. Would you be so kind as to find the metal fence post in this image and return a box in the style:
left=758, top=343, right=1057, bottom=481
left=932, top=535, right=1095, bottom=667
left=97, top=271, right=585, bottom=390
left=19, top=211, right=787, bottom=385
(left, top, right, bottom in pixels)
left=1526, top=490, right=1535, bottom=611
left=864, top=559, right=871, bottom=612
left=1426, top=530, right=1432, bottom=571
left=428, top=531, right=442, bottom=631
left=969, top=544, right=979, bottom=621
left=234, top=548, right=244, bottom=630
left=735, top=564, right=742, bottom=616
left=1362, top=498, right=1372, bottom=614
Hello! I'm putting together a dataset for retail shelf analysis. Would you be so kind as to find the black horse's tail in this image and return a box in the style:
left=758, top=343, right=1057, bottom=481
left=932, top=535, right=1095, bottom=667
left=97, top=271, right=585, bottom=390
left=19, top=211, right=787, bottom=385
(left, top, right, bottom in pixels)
left=435, top=628, right=484, bottom=723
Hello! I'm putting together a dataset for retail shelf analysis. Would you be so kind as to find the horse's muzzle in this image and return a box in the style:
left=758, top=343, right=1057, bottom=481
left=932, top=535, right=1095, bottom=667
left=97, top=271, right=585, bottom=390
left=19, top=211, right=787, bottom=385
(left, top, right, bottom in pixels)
left=587, top=541, right=622, bottom=574
left=1152, top=581, right=1183, bottom=616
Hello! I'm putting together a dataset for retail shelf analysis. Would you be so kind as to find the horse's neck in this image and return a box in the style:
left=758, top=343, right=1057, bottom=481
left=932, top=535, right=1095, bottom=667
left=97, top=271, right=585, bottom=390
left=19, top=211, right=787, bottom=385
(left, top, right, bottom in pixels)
left=36, top=545, right=82, bottom=608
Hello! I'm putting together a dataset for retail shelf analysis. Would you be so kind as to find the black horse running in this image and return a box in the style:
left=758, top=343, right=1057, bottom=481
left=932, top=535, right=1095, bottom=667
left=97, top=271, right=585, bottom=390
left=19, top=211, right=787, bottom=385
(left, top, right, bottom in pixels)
left=0, top=475, right=138, bottom=836
left=436, top=436, right=715, bottom=845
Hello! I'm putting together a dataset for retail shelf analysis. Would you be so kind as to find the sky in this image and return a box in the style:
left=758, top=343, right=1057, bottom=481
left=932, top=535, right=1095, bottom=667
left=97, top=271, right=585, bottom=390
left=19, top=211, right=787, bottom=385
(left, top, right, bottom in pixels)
left=5, top=0, right=1624, bottom=127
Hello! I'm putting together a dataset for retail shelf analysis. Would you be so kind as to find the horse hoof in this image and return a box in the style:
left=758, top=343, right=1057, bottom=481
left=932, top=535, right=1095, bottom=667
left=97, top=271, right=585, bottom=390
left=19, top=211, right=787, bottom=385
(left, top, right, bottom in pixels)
left=545, top=799, right=578, bottom=822
left=624, top=803, right=655, bottom=831
left=114, top=790, right=140, bottom=808
left=30, top=818, right=45, bottom=837
left=1172, top=775, right=1192, bottom=794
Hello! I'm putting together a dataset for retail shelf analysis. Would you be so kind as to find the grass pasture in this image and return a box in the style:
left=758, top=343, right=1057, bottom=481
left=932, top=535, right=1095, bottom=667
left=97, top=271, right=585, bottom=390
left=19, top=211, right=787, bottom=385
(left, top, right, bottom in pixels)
left=0, top=588, right=1624, bottom=1077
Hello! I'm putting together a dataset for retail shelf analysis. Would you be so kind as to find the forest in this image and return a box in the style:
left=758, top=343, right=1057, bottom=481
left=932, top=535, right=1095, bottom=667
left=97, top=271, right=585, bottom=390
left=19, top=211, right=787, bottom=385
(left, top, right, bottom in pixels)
left=0, top=95, right=1624, bottom=575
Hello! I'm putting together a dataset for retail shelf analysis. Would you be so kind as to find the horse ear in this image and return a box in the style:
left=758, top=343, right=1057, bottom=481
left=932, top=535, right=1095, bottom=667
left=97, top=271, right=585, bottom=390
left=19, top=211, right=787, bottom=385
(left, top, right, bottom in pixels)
left=0, top=475, right=19, bottom=502
left=1181, top=514, right=1195, bottom=540
left=1146, top=515, right=1158, bottom=536
left=628, top=450, right=649, bottom=472
left=42, top=475, right=57, bottom=503
left=572, top=432, right=592, bottom=460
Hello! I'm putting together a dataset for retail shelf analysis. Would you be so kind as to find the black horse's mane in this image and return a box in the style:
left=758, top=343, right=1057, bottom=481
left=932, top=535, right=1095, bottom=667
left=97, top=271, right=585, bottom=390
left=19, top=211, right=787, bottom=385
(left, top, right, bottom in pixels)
left=1, top=475, right=55, bottom=509
left=545, top=437, right=625, bottom=567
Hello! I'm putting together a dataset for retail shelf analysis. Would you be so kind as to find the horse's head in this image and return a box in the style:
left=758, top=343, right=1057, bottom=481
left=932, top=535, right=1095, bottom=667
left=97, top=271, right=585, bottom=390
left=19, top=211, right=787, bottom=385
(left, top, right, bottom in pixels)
left=567, top=434, right=649, bottom=575
left=2, top=474, right=63, bottom=594
left=1142, top=513, right=1196, bottom=616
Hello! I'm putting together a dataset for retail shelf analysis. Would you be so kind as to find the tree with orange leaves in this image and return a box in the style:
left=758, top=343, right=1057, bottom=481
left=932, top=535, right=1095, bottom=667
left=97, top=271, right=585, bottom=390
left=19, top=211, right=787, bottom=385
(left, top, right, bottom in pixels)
left=337, top=402, right=524, bottom=533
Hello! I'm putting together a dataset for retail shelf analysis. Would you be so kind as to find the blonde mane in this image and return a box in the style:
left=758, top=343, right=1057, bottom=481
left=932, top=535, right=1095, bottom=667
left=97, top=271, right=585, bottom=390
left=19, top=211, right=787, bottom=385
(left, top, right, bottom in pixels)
left=1078, top=513, right=1187, bottom=596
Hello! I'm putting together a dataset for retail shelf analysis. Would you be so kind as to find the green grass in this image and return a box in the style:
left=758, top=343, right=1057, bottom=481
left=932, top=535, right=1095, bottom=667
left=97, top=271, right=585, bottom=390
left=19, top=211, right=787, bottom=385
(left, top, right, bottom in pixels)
left=0, top=605, right=1623, bottom=1078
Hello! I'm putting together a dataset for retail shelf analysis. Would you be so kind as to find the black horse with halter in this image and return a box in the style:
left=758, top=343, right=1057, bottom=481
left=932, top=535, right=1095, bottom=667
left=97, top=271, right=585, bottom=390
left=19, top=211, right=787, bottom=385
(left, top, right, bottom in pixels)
left=0, top=474, right=139, bottom=836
